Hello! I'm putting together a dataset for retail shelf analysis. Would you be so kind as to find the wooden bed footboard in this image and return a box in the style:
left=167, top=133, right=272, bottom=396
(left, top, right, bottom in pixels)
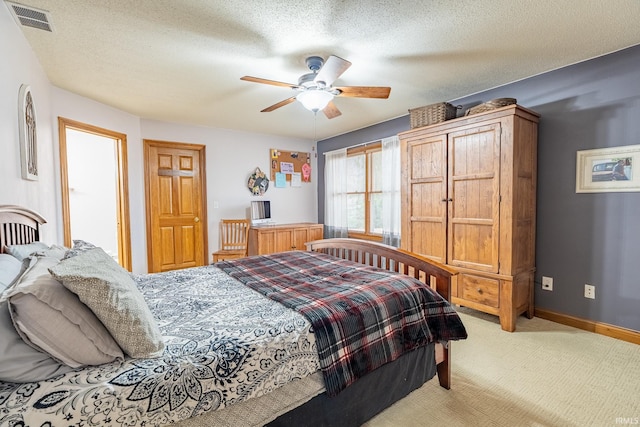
left=305, top=238, right=459, bottom=389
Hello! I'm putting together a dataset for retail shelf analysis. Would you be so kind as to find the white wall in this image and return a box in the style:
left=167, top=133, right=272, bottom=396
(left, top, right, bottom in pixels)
left=141, top=119, right=318, bottom=260
left=1, top=5, right=317, bottom=273
left=53, top=93, right=317, bottom=273
left=0, top=5, right=58, bottom=243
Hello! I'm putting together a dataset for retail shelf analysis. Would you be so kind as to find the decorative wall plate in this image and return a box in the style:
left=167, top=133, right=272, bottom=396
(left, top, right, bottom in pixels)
left=248, top=167, right=269, bottom=195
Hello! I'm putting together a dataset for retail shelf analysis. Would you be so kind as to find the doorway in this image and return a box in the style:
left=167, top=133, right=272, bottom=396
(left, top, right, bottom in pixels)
left=58, top=117, right=131, bottom=270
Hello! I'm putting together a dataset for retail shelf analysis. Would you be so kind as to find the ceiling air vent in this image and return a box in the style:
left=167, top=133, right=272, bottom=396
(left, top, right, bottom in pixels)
left=5, top=1, right=53, bottom=32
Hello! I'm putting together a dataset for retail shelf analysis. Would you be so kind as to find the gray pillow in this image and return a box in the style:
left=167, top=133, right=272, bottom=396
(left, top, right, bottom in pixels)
left=5, top=255, right=124, bottom=368
left=0, top=300, right=73, bottom=382
left=49, top=248, right=165, bottom=358
left=62, top=239, right=97, bottom=259
left=0, top=254, right=23, bottom=292
left=35, top=244, right=69, bottom=260
left=4, top=242, right=49, bottom=261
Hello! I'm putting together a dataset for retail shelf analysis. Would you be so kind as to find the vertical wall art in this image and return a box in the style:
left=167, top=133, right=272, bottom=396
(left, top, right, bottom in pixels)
left=18, top=84, right=38, bottom=180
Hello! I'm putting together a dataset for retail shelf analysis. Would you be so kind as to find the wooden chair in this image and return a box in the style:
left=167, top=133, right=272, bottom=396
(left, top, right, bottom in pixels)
left=211, top=219, right=250, bottom=262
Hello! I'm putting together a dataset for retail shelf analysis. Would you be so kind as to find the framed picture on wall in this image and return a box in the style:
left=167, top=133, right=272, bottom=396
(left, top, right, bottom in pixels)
left=575, top=144, right=640, bottom=193
left=18, top=84, right=38, bottom=181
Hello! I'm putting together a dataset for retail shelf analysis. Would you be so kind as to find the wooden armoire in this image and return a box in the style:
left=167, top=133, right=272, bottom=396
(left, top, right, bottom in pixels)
left=399, top=104, right=539, bottom=331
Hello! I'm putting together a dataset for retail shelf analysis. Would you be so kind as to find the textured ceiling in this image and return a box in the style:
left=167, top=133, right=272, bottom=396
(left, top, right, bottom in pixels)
left=8, top=0, right=640, bottom=140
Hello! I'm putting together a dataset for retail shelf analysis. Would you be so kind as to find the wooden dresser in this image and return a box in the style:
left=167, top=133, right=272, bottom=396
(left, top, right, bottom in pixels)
left=248, top=223, right=323, bottom=256
left=399, top=104, right=539, bottom=331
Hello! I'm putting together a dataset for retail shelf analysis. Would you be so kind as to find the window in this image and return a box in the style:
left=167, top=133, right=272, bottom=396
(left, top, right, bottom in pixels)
left=346, top=143, right=383, bottom=240
left=324, top=136, right=400, bottom=245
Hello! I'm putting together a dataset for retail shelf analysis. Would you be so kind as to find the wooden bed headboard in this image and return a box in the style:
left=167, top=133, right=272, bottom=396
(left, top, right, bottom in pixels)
left=305, top=237, right=459, bottom=390
left=0, top=205, right=46, bottom=253
left=305, top=238, right=458, bottom=304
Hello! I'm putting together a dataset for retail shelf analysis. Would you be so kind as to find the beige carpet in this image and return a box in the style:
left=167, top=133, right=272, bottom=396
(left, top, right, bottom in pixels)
left=364, top=308, right=640, bottom=427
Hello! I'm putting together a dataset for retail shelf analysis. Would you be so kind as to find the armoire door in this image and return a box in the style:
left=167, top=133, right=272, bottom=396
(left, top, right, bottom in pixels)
left=401, top=134, right=448, bottom=263
left=447, top=123, right=501, bottom=273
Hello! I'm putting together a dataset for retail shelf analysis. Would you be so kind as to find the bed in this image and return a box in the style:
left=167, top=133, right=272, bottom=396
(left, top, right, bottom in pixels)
left=0, top=205, right=467, bottom=427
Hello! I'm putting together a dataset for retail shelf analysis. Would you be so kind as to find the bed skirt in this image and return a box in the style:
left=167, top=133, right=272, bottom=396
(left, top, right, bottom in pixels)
left=173, top=343, right=435, bottom=427
left=267, top=343, right=437, bottom=427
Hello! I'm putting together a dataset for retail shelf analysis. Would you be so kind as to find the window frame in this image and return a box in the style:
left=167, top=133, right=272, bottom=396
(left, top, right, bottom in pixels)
left=346, top=142, right=383, bottom=242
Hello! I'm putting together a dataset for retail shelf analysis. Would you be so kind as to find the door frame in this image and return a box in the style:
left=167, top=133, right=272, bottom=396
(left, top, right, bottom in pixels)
left=57, top=117, right=132, bottom=270
left=143, top=139, right=208, bottom=272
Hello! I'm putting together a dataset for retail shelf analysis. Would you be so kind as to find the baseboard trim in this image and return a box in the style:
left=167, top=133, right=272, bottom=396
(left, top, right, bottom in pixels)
left=534, top=308, right=640, bottom=345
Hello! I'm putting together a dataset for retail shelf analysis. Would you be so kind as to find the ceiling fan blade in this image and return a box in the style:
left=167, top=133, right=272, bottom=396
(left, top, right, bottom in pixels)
left=323, top=101, right=342, bottom=119
left=334, top=86, right=391, bottom=99
left=261, top=96, right=297, bottom=112
left=314, top=55, right=351, bottom=86
left=241, top=76, right=298, bottom=89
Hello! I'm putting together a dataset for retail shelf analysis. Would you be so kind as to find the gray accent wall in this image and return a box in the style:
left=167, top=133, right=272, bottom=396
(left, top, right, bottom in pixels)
left=318, top=44, right=640, bottom=332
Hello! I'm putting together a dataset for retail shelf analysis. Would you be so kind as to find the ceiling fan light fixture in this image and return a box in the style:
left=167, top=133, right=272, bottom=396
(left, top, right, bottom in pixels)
left=242, top=55, right=388, bottom=119
left=297, top=90, right=333, bottom=112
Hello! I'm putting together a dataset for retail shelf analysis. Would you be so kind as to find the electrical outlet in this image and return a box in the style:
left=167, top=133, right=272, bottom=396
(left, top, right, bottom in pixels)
left=584, top=284, right=596, bottom=299
left=542, top=276, right=553, bottom=291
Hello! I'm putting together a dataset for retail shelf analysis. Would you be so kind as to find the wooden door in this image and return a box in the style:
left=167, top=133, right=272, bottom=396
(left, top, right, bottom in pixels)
left=401, top=134, right=448, bottom=263
left=447, top=124, right=501, bottom=273
left=144, top=140, right=207, bottom=272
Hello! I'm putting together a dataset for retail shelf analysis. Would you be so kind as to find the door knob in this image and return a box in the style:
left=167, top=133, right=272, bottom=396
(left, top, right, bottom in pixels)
left=194, top=217, right=200, bottom=223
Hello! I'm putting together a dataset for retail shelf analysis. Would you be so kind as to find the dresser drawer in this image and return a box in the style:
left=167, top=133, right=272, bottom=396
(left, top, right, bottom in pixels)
left=459, top=274, right=500, bottom=308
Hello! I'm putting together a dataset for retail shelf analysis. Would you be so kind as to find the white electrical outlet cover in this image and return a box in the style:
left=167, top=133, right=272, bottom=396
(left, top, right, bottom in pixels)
left=584, top=284, right=596, bottom=299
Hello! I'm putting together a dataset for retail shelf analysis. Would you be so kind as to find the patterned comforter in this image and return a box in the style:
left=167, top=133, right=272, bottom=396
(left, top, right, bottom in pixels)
left=217, top=251, right=468, bottom=396
left=0, top=250, right=466, bottom=426
left=0, top=265, right=320, bottom=426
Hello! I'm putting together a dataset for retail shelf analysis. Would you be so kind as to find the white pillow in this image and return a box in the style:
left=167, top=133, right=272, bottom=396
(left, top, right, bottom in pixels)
left=5, top=255, right=124, bottom=368
left=0, top=254, right=23, bottom=292
left=4, top=242, right=49, bottom=261
left=50, top=248, right=165, bottom=358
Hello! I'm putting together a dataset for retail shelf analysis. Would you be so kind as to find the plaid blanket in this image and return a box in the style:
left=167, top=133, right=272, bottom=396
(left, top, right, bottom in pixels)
left=216, top=250, right=467, bottom=396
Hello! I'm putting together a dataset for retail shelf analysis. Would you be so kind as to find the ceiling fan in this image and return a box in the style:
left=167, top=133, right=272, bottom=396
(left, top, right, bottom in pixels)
left=240, top=55, right=391, bottom=119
